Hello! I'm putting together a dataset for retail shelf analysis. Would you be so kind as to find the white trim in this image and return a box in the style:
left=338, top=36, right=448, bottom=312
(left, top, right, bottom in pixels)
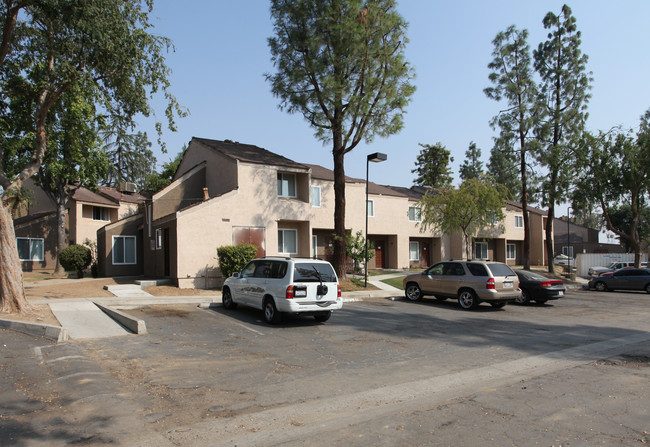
left=311, top=185, right=321, bottom=208
left=278, top=228, right=298, bottom=254
left=155, top=228, right=163, bottom=250
left=514, top=215, right=524, bottom=228
left=16, top=237, right=44, bottom=261
left=506, top=243, right=516, bottom=260
left=312, top=235, right=318, bottom=258
left=367, top=199, right=375, bottom=217
left=409, top=241, right=419, bottom=261
left=475, top=241, right=488, bottom=259
left=408, top=206, right=421, bottom=222
left=277, top=172, right=297, bottom=198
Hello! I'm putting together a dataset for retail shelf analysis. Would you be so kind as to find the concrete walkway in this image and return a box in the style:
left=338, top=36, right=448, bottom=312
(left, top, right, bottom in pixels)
left=103, top=284, right=153, bottom=298
left=49, top=301, right=130, bottom=339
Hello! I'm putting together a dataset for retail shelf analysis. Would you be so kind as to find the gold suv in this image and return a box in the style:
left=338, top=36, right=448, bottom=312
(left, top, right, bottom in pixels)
left=402, top=260, right=521, bottom=310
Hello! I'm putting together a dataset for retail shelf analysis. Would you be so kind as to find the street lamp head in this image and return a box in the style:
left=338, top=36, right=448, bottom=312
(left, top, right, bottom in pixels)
left=367, top=152, right=387, bottom=163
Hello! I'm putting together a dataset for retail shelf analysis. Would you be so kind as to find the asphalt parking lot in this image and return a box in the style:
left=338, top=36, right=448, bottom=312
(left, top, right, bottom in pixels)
left=2, top=288, right=650, bottom=446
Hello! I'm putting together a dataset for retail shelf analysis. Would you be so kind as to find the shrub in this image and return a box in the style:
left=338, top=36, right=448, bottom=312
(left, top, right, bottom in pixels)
left=59, top=244, right=92, bottom=278
left=217, top=243, right=258, bottom=279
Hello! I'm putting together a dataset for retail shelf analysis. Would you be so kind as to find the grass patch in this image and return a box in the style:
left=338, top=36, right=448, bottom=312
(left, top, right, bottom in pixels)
left=381, top=277, right=404, bottom=290
left=340, top=276, right=378, bottom=291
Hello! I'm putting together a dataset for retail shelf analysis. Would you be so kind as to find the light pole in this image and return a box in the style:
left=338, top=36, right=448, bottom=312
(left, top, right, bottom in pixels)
left=567, top=207, right=572, bottom=278
left=365, top=152, right=387, bottom=287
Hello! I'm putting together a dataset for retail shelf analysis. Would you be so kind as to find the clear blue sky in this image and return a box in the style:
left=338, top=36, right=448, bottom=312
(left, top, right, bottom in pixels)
left=142, top=1, right=650, bottom=214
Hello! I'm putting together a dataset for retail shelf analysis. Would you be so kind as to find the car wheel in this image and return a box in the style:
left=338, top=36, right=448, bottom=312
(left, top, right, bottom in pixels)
left=405, top=283, right=423, bottom=301
left=458, top=289, right=479, bottom=310
left=263, top=298, right=281, bottom=324
left=515, top=289, right=530, bottom=305
left=222, top=288, right=237, bottom=309
left=594, top=282, right=608, bottom=292
left=490, top=302, right=506, bottom=308
left=646, top=284, right=650, bottom=294
left=314, top=311, right=331, bottom=323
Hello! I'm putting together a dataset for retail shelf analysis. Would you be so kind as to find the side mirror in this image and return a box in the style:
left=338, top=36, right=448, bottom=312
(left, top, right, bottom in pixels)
left=232, top=272, right=240, bottom=278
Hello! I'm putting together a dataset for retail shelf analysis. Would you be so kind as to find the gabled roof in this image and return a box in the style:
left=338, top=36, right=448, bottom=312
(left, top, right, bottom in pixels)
left=71, top=187, right=118, bottom=207
left=304, top=163, right=406, bottom=197
left=192, top=137, right=309, bottom=171
left=98, top=186, right=146, bottom=204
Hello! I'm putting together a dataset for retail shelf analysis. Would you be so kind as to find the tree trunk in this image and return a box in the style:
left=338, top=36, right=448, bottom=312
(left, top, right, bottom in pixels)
left=54, top=198, right=66, bottom=274
left=545, top=201, right=555, bottom=273
left=332, top=147, right=347, bottom=279
left=0, top=203, right=31, bottom=313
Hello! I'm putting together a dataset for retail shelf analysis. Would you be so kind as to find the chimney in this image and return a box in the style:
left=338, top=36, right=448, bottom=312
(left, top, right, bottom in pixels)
left=203, top=187, right=209, bottom=201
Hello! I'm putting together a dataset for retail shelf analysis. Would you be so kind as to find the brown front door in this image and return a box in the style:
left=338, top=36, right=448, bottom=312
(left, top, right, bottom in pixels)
left=375, top=240, right=385, bottom=269
left=420, top=242, right=430, bottom=268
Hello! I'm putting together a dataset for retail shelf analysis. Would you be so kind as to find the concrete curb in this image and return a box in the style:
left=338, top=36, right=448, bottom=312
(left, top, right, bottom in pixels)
left=0, top=318, right=69, bottom=342
left=94, top=302, right=148, bottom=335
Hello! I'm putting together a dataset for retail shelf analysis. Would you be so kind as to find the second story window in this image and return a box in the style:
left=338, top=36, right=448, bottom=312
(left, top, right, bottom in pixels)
left=514, top=215, right=524, bottom=228
left=311, top=186, right=321, bottom=207
left=277, top=172, right=296, bottom=198
left=408, top=206, right=421, bottom=222
left=367, top=199, right=374, bottom=217
left=93, top=206, right=110, bottom=221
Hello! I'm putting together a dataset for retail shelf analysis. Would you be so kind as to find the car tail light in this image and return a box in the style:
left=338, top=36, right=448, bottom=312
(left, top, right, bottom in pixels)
left=540, top=280, right=563, bottom=288
left=286, top=285, right=295, bottom=299
left=486, top=278, right=496, bottom=290
left=337, top=284, right=341, bottom=298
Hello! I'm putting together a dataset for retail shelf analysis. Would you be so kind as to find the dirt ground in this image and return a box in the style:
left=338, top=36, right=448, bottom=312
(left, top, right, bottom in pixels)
left=2, top=273, right=370, bottom=327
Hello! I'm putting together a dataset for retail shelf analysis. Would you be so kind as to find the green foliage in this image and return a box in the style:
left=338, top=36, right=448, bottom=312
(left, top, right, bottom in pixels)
left=420, top=175, right=508, bottom=259
left=217, top=244, right=258, bottom=279
left=82, top=238, right=98, bottom=278
left=101, top=117, right=155, bottom=188
left=459, top=141, right=484, bottom=182
left=142, top=148, right=184, bottom=194
left=574, top=111, right=650, bottom=262
left=59, top=244, right=92, bottom=278
left=343, top=230, right=374, bottom=274
left=412, top=142, right=454, bottom=188
left=487, top=139, right=519, bottom=200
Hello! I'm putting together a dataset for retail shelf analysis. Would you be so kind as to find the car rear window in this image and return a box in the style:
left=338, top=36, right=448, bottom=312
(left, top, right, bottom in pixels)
left=486, top=263, right=516, bottom=277
left=294, top=263, right=337, bottom=282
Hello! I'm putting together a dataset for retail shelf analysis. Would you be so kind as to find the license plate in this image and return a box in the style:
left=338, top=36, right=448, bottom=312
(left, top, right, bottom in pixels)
left=558, top=291, right=564, bottom=297
left=503, top=282, right=513, bottom=288
left=294, top=289, right=307, bottom=297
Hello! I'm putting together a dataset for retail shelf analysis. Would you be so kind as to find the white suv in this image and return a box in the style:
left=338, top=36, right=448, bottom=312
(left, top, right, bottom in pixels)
left=222, top=257, right=342, bottom=324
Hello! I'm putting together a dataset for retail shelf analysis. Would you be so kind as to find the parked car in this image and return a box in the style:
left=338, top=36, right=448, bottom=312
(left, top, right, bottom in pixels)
left=553, top=254, right=573, bottom=266
left=222, top=257, right=342, bottom=324
left=588, top=268, right=650, bottom=293
left=402, top=260, right=521, bottom=310
left=599, top=262, right=648, bottom=277
left=588, top=261, right=635, bottom=277
left=514, top=270, right=565, bottom=304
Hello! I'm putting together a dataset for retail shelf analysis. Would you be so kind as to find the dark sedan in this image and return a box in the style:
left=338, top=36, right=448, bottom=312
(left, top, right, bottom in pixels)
left=588, top=268, right=650, bottom=293
left=514, top=270, right=565, bottom=304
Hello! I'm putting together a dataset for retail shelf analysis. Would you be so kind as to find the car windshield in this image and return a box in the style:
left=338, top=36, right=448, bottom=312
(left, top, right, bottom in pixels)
left=293, top=263, right=337, bottom=282
left=486, top=263, right=516, bottom=277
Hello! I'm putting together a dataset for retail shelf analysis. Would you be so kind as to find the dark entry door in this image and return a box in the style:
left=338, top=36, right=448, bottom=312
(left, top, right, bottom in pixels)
left=163, top=228, right=170, bottom=277
left=375, top=240, right=385, bottom=269
left=420, top=242, right=430, bottom=268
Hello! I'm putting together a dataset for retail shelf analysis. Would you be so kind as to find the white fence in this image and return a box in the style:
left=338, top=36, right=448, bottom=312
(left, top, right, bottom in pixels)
left=576, top=253, right=647, bottom=277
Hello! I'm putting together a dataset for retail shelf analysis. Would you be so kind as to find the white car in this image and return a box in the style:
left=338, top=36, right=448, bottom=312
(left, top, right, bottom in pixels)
left=553, top=254, right=572, bottom=265
left=222, top=257, right=342, bottom=324
left=588, top=261, right=634, bottom=277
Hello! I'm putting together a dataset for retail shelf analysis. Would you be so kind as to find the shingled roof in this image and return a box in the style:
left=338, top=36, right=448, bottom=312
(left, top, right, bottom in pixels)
left=304, top=163, right=406, bottom=198
left=192, top=138, right=309, bottom=171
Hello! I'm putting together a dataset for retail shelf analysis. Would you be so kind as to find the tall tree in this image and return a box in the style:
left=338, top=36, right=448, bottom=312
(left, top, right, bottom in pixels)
left=101, top=116, right=155, bottom=188
left=574, top=112, right=650, bottom=267
left=534, top=4, right=591, bottom=273
left=36, top=82, right=109, bottom=274
left=267, top=0, right=415, bottom=278
left=487, top=139, right=519, bottom=199
left=412, top=142, right=454, bottom=189
left=0, top=0, right=185, bottom=313
left=142, top=147, right=185, bottom=194
left=459, top=141, right=483, bottom=181
left=485, top=25, right=541, bottom=270
left=419, top=175, right=508, bottom=260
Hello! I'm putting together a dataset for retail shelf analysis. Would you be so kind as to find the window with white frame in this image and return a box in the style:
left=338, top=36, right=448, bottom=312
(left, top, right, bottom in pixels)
left=155, top=228, right=163, bottom=250
left=562, top=246, right=574, bottom=258
left=408, top=206, right=421, bottom=222
left=311, top=186, right=321, bottom=207
left=112, top=235, right=137, bottom=265
left=93, top=206, right=110, bottom=221
left=409, top=241, right=419, bottom=261
left=514, top=215, right=524, bottom=228
left=312, top=235, right=318, bottom=258
left=278, top=229, right=298, bottom=254
left=507, top=243, right=516, bottom=260
left=16, top=237, right=44, bottom=261
left=277, top=172, right=296, bottom=198
left=475, top=241, right=488, bottom=259
left=367, top=199, right=374, bottom=217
